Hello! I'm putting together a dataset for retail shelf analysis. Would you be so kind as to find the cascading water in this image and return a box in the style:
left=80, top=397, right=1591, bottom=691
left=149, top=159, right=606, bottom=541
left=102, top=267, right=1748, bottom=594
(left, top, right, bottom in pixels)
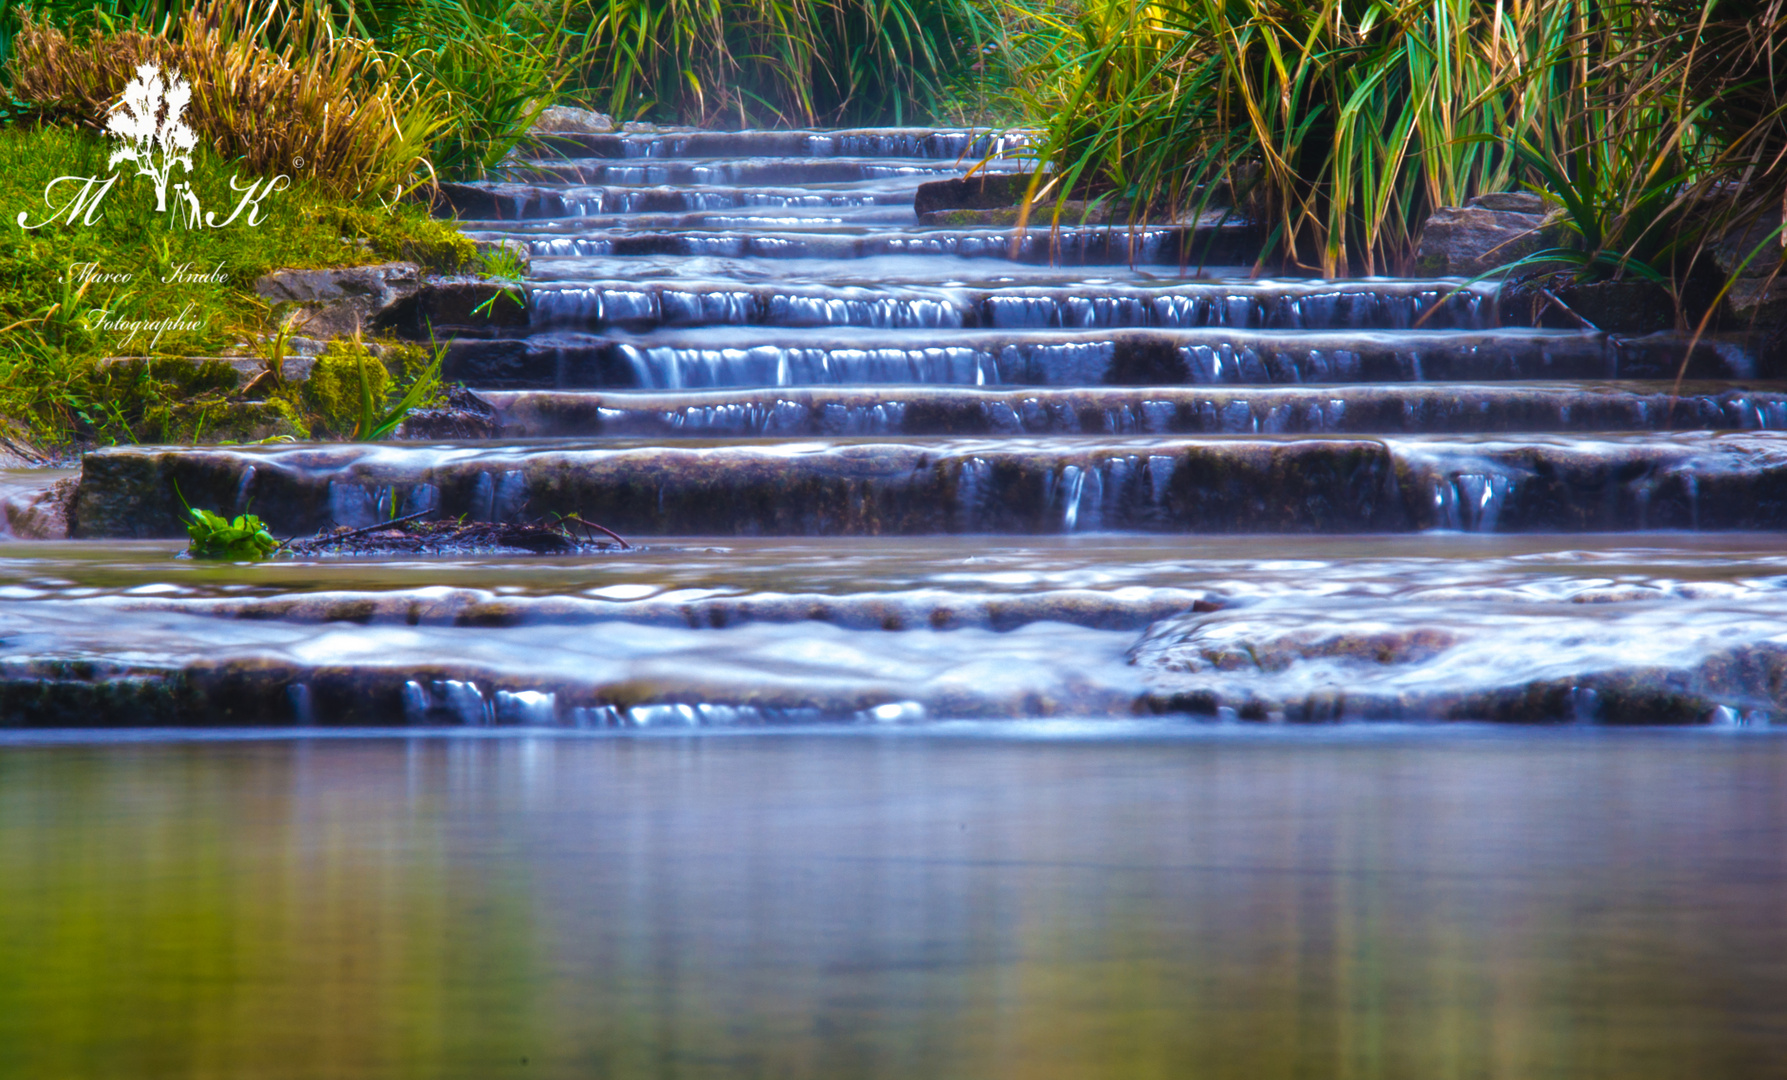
left=9, top=69, right=1787, bottom=1080
left=3, top=123, right=1784, bottom=727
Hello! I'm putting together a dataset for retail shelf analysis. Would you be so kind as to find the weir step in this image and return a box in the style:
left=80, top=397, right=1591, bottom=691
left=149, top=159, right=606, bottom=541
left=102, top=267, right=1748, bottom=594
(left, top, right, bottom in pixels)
left=498, top=220, right=1256, bottom=265
left=515, top=278, right=1499, bottom=332
left=30, top=125, right=1787, bottom=730
left=439, top=182, right=923, bottom=219
left=480, top=383, right=1787, bottom=437
left=512, top=127, right=1033, bottom=161
left=441, top=327, right=1740, bottom=389
left=499, top=156, right=1032, bottom=188
left=4, top=573, right=1786, bottom=725
left=70, top=433, right=1787, bottom=540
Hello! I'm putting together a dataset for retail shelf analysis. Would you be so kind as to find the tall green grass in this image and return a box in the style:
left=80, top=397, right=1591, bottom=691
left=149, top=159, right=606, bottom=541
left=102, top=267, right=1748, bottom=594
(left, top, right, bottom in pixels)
left=1019, top=0, right=1787, bottom=278
left=566, top=0, right=1000, bottom=126
left=7, top=0, right=1015, bottom=151
left=351, top=0, right=592, bottom=177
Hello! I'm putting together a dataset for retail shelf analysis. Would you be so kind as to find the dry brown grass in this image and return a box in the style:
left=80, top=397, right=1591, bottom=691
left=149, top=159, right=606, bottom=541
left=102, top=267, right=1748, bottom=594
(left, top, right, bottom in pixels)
left=5, top=0, right=446, bottom=200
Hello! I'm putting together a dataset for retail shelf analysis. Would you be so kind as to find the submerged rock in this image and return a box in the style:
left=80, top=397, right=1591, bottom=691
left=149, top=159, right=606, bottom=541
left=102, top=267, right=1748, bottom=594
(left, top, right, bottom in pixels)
left=1132, top=600, right=1787, bottom=724
left=1, top=476, right=74, bottom=540
left=392, top=385, right=502, bottom=440
left=1713, top=211, right=1787, bottom=365
left=284, top=518, right=620, bottom=557
left=1498, top=275, right=1679, bottom=334
left=102, top=586, right=1217, bottom=634
left=0, top=611, right=1143, bottom=727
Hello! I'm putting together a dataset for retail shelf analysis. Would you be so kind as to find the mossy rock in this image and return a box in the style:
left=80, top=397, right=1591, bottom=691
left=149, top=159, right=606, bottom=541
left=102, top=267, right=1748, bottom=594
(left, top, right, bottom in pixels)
left=302, top=342, right=394, bottom=436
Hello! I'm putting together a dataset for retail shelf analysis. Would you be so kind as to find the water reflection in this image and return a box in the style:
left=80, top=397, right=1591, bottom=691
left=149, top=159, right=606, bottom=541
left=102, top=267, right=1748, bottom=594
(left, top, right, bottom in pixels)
left=2, top=731, right=1784, bottom=1077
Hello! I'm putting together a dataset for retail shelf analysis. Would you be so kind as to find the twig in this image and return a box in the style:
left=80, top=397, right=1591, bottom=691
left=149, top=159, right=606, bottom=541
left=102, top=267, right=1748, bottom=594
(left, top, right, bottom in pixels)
left=308, top=506, right=436, bottom=545
left=1539, top=287, right=1600, bottom=331
left=0, top=432, right=48, bottom=465
left=563, top=514, right=631, bottom=549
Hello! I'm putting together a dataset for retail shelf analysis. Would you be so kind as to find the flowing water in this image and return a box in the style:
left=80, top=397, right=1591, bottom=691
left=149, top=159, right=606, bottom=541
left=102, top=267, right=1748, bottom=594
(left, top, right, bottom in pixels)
left=6, top=127, right=1787, bottom=1070
left=24, top=125, right=1787, bottom=724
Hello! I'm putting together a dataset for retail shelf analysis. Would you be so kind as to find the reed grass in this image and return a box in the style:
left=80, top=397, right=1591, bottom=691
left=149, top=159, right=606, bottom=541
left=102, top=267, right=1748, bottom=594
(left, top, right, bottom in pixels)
left=567, top=0, right=995, bottom=126
left=6, top=0, right=447, bottom=199
left=1019, top=0, right=1787, bottom=279
left=352, top=0, right=591, bottom=177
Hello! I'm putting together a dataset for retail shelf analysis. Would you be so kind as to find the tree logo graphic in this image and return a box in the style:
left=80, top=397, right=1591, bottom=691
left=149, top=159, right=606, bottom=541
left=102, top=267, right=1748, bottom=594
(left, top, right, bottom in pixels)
left=105, top=62, right=198, bottom=214
left=14, top=60, right=285, bottom=231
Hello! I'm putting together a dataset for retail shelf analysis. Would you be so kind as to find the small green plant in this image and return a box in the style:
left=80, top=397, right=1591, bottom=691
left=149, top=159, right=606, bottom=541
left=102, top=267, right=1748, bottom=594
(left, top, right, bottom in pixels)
left=243, top=314, right=300, bottom=396
left=474, top=243, right=528, bottom=282
left=354, top=346, right=430, bottom=440
left=471, top=243, right=528, bottom=316
left=184, top=507, right=280, bottom=560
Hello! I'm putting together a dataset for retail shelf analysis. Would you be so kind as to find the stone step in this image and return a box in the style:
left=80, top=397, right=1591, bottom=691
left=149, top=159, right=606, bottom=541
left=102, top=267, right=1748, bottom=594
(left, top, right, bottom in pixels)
left=513, top=127, right=1031, bottom=162
left=466, top=206, right=924, bottom=232
left=517, top=278, right=1496, bottom=333
left=69, top=432, right=1787, bottom=540
left=8, top=532, right=1786, bottom=727
left=439, top=327, right=1737, bottom=389
left=498, top=155, right=1031, bottom=187
left=480, top=383, right=1787, bottom=438
left=508, top=217, right=1258, bottom=266
left=437, top=182, right=920, bottom=220
left=4, top=573, right=1785, bottom=726
left=525, top=252, right=1266, bottom=288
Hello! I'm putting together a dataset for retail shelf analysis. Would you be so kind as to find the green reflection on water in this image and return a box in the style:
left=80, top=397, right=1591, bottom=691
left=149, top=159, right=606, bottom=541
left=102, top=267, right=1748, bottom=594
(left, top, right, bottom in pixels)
left=1, top=733, right=1784, bottom=1079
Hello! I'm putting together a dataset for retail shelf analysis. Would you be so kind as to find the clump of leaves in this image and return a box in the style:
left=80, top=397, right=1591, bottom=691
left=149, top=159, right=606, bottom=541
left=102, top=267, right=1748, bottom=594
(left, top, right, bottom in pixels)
left=1483, top=141, right=1691, bottom=287
left=185, top=506, right=279, bottom=560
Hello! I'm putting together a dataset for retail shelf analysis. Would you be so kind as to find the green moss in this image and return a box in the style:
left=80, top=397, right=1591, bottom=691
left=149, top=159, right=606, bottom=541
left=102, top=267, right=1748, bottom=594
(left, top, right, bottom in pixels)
left=383, top=341, right=445, bottom=387
left=1414, top=254, right=1450, bottom=276
left=932, top=207, right=1019, bottom=226
left=328, top=206, right=477, bottom=272
left=256, top=394, right=312, bottom=441
left=302, top=341, right=394, bottom=437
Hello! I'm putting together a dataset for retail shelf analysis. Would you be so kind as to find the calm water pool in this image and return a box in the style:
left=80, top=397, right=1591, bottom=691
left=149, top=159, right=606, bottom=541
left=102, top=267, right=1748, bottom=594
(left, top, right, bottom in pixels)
left=3, top=727, right=1784, bottom=1078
